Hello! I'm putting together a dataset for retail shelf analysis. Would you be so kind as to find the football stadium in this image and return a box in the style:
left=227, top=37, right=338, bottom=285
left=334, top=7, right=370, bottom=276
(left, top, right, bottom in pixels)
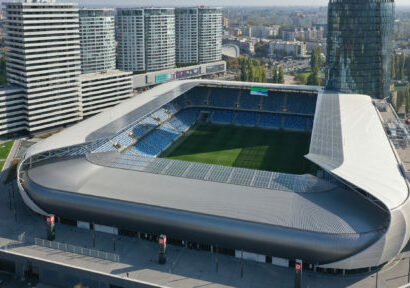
left=17, top=80, right=410, bottom=271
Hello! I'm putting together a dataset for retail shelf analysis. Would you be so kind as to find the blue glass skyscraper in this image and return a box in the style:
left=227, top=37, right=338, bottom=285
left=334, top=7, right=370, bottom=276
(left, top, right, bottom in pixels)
left=326, top=0, right=395, bottom=99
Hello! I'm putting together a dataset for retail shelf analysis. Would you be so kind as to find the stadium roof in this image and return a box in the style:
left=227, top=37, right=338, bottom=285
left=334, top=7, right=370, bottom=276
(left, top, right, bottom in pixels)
left=26, top=79, right=407, bottom=210
left=306, top=91, right=409, bottom=209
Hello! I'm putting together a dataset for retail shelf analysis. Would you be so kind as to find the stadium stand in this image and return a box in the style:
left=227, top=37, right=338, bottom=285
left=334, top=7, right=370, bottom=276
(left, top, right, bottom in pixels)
left=163, top=103, right=178, bottom=115
left=140, top=116, right=158, bottom=130
left=212, top=110, right=235, bottom=124
left=185, top=86, right=209, bottom=106
left=178, top=109, right=200, bottom=126
left=131, top=141, right=161, bottom=157
left=283, top=115, right=308, bottom=130
left=93, top=140, right=116, bottom=153
left=239, top=94, right=261, bottom=110
left=234, top=112, right=258, bottom=126
left=258, top=113, right=282, bottom=129
left=92, top=87, right=317, bottom=155
left=158, top=123, right=182, bottom=140
left=128, top=123, right=147, bottom=138
left=286, top=93, right=317, bottom=114
left=209, top=88, right=238, bottom=108
left=262, top=93, right=285, bottom=112
left=307, top=118, right=314, bottom=131
left=111, top=131, right=133, bottom=148
left=151, top=108, right=169, bottom=122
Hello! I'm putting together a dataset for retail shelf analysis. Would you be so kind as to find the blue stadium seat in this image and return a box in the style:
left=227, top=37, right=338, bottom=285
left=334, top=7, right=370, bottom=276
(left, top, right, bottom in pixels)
left=286, top=93, right=317, bottom=114
left=169, top=109, right=200, bottom=132
left=209, top=88, right=239, bottom=108
left=258, top=113, right=282, bottom=129
left=306, top=117, right=314, bottom=131
left=283, top=115, right=307, bottom=130
left=239, top=95, right=261, bottom=110
left=234, top=112, right=258, bottom=126
left=212, top=110, right=235, bottom=124
left=262, top=94, right=285, bottom=112
left=93, top=141, right=116, bottom=153
left=144, top=131, right=172, bottom=150
left=131, top=141, right=161, bottom=157
left=111, top=131, right=133, bottom=148
left=185, top=87, right=209, bottom=106
left=158, top=123, right=182, bottom=140
left=140, top=116, right=158, bottom=130
left=163, top=104, right=178, bottom=115
left=151, top=108, right=169, bottom=123
left=171, top=96, right=187, bottom=110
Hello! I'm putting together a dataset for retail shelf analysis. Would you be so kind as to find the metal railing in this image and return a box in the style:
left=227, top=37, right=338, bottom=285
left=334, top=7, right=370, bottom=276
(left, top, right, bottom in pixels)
left=34, top=238, right=120, bottom=262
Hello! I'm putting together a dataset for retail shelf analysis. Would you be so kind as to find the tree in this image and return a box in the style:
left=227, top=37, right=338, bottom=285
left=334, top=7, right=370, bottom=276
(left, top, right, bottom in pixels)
left=310, top=47, right=323, bottom=71
left=406, top=85, right=410, bottom=113
left=294, top=73, right=307, bottom=85
left=400, top=54, right=406, bottom=80
left=405, top=56, right=410, bottom=81
left=392, top=54, right=396, bottom=80
left=278, top=67, right=285, bottom=84
left=271, top=67, right=278, bottom=83
left=307, top=67, right=321, bottom=86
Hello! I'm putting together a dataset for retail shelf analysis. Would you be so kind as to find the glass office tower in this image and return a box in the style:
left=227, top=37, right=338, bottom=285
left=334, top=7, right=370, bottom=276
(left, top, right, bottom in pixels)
left=326, top=0, right=395, bottom=99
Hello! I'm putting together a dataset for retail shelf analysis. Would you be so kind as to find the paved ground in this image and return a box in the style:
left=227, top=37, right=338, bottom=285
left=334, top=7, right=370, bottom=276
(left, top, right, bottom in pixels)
left=379, top=104, right=410, bottom=178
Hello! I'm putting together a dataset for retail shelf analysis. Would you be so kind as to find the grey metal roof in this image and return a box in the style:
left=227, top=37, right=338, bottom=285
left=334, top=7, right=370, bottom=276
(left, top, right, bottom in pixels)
left=306, top=91, right=409, bottom=209
left=27, top=156, right=386, bottom=236
left=88, top=152, right=336, bottom=193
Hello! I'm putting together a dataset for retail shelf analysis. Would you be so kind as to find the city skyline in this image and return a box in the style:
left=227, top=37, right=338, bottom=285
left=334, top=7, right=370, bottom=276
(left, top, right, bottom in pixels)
left=0, top=0, right=408, bottom=7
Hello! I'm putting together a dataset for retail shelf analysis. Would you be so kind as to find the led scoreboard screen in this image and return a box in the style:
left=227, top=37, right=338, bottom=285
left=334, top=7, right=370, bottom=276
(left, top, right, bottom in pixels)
left=250, top=88, right=269, bottom=96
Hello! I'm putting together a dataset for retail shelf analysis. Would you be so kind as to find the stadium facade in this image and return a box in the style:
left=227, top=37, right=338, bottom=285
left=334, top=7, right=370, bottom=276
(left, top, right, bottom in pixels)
left=17, top=80, right=410, bottom=271
left=326, top=0, right=394, bottom=99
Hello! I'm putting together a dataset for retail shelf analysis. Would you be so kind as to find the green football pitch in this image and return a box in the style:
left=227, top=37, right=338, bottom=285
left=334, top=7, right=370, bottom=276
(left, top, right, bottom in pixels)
left=162, top=124, right=316, bottom=175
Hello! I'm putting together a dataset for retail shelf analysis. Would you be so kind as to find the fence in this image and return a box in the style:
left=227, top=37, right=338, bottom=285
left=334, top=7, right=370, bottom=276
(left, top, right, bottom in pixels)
left=34, top=238, right=120, bottom=262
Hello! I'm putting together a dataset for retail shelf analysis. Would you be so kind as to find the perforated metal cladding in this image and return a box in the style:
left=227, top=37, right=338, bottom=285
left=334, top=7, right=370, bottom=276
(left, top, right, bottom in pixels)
left=88, top=152, right=338, bottom=193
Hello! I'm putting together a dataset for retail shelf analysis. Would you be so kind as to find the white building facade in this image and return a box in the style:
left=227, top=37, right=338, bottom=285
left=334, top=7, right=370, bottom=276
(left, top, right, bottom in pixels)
left=79, top=8, right=116, bottom=74
left=268, top=41, right=307, bottom=58
left=116, top=9, right=146, bottom=72
left=144, top=8, right=176, bottom=72
left=4, top=0, right=83, bottom=134
left=1, top=0, right=133, bottom=136
left=116, top=8, right=176, bottom=73
left=80, top=71, right=133, bottom=117
left=198, top=7, right=222, bottom=64
left=175, top=8, right=199, bottom=66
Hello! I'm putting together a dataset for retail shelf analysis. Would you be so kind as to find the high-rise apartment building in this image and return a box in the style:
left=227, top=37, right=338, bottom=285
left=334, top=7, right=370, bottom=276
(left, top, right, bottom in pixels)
left=198, top=7, right=222, bottom=64
left=144, top=8, right=175, bottom=72
left=79, top=9, right=116, bottom=74
left=117, top=8, right=175, bottom=73
left=175, top=8, right=199, bottom=66
left=326, top=0, right=394, bottom=99
left=116, top=9, right=145, bottom=72
left=175, top=7, right=222, bottom=66
left=4, top=0, right=82, bottom=133
left=79, top=8, right=133, bottom=118
left=1, top=0, right=133, bottom=136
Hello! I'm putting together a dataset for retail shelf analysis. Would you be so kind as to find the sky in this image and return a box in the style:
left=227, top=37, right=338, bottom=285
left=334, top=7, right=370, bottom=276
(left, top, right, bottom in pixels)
left=32, top=0, right=410, bottom=7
